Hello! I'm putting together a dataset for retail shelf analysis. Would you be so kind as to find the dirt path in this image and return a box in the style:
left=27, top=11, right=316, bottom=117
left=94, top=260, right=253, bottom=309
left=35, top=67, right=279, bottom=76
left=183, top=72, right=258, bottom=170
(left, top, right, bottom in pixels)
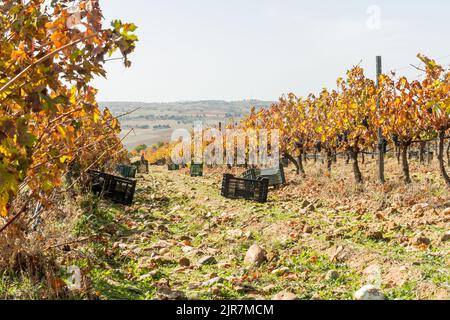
left=73, top=165, right=449, bottom=300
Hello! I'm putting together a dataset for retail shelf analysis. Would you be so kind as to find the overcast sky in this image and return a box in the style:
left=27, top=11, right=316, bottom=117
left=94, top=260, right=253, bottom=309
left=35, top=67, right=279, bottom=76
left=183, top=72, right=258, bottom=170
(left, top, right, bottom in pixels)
left=92, top=0, right=450, bottom=102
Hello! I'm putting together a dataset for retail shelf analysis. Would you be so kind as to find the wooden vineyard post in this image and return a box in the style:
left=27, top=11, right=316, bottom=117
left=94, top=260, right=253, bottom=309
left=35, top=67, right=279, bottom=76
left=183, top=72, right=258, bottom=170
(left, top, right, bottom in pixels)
left=427, top=142, right=432, bottom=164
left=376, top=56, right=385, bottom=184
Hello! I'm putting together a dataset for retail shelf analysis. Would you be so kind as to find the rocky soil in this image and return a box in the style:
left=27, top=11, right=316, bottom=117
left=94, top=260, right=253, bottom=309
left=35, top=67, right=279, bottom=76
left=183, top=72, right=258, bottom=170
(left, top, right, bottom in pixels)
left=62, top=159, right=449, bottom=300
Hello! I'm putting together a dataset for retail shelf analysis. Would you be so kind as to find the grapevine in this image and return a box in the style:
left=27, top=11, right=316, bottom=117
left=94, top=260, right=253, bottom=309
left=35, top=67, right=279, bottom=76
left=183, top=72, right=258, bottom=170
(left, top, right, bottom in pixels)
left=149, top=57, right=450, bottom=185
left=0, top=0, right=138, bottom=217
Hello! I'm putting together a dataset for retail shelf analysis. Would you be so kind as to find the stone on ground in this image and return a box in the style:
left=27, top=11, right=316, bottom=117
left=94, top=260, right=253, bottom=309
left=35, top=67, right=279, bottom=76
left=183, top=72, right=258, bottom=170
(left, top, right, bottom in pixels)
left=272, top=292, right=298, bottom=300
left=198, top=256, right=217, bottom=266
left=354, top=285, right=385, bottom=301
left=244, top=245, right=267, bottom=267
left=441, top=231, right=450, bottom=243
left=325, top=270, right=339, bottom=281
left=178, top=257, right=191, bottom=267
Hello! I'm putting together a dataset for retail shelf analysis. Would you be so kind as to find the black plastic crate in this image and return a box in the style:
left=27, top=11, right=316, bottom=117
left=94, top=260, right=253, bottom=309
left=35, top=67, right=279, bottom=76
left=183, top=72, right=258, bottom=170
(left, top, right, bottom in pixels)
left=221, top=174, right=269, bottom=203
left=190, top=163, right=204, bottom=177
left=168, top=164, right=180, bottom=171
left=89, top=170, right=136, bottom=205
left=89, top=170, right=111, bottom=195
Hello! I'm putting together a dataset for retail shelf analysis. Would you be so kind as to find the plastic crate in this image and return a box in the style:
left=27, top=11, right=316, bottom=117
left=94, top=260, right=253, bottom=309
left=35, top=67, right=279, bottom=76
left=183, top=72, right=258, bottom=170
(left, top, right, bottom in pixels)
left=116, top=164, right=137, bottom=178
left=89, top=170, right=136, bottom=205
left=408, top=151, right=419, bottom=160
left=242, top=168, right=259, bottom=180
left=168, top=164, right=180, bottom=171
left=89, top=170, right=111, bottom=195
left=190, top=163, right=204, bottom=177
left=242, top=164, right=286, bottom=187
left=221, top=174, right=269, bottom=203
left=261, top=164, right=286, bottom=186
left=132, top=160, right=149, bottom=174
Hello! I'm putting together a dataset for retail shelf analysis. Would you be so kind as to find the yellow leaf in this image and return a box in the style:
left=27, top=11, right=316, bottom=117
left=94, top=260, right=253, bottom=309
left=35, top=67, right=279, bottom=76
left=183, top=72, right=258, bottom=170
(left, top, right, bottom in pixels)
left=0, top=164, right=18, bottom=217
left=59, top=155, right=70, bottom=164
left=57, top=126, right=67, bottom=138
left=0, top=193, right=9, bottom=217
left=0, top=145, right=12, bottom=157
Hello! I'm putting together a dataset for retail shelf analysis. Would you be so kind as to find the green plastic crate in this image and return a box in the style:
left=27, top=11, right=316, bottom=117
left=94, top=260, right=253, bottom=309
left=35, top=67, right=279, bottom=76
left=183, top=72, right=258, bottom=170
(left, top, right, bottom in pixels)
left=242, top=164, right=286, bottom=187
left=132, top=160, right=149, bottom=173
left=242, top=168, right=260, bottom=180
left=168, top=164, right=180, bottom=171
left=116, top=164, right=137, bottom=178
left=190, top=163, right=204, bottom=177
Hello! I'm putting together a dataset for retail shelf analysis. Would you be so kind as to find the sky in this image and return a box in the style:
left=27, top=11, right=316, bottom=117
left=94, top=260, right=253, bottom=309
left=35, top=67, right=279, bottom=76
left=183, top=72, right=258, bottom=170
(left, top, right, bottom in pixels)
left=92, top=0, right=450, bottom=103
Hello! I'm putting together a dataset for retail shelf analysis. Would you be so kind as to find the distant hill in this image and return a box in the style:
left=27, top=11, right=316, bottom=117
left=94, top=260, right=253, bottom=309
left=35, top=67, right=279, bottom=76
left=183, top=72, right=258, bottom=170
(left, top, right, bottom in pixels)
left=99, top=100, right=274, bottom=116
left=98, top=100, right=275, bottom=150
